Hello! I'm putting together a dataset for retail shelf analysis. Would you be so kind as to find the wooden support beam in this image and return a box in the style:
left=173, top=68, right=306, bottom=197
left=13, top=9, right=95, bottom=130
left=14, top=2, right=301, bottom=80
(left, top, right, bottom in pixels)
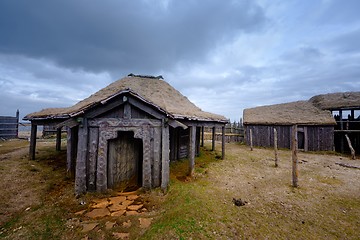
left=250, top=128, right=253, bottom=151
left=75, top=119, right=88, bottom=196
left=189, top=126, right=196, bottom=176
left=29, top=123, right=37, bottom=160
left=16, top=109, right=19, bottom=138
left=161, top=122, right=170, bottom=191
left=345, top=134, right=356, bottom=160
left=211, top=127, right=215, bottom=151
left=274, top=128, right=278, bottom=167
left=56, top=127, right=62, bottom=151
left=292, top=125, right=298, bottom=188
left=339, top=110, right=344, bottom=153
left=222, top=126, right=225, bottom=160
left=201, top=126, right=204, bottom=147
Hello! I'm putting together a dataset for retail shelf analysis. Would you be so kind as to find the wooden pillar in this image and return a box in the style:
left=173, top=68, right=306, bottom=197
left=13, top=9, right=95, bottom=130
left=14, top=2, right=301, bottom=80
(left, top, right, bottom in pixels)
left=29, top=123, right=37, bottom=160
left=56, top=127, right=62, bottom=151
left=274, top=128, right=278, bottom=167
left=161, top=121, right=170, bottom=191
left=292, top=125, right=298, bottom=187
left=250, top=128, right=253, bottom=151
left=15, top=109, right=19, bottom=138
left=189, top=126, right=196, bottom=176
left=221, top=125, right=225, bottom=160
left=142, top=126, right=152, bottom=190
left=339, top=110, right=344, bottom=153
left=211, top=126, right=215, bottom=151
left=345, top=134, right=356, bottom=160
left=75, top=119, right=88, bottom=196
left=201, top=126, right=204, bottom=147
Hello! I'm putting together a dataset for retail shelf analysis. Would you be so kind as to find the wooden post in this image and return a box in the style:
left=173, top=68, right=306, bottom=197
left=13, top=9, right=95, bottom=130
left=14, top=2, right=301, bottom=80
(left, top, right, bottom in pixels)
left=292, top=125, right=298, bottom=187
left=189, top=126, right=196, bottom=176
left=16, top=109, right=19, bottom=138
left=56, top=127, right=62, bottom=151
left=274, top=128, right=278, bottom=167
left=29, top=123, right=37, bottom=160
left=339, top=110, right=344, bottom=153
left=345, top=134, right=356, bottom=160
left=222, top=125, right=225, bottom=160
left=201, top=126, right=204, bottom=147
left=161, top=121, right=170, bottom=191
left=250, top=129, right=253, bottom=151
left=211, top=126, right=215, bottom=151
left=75, top=119, right=88, bottom=196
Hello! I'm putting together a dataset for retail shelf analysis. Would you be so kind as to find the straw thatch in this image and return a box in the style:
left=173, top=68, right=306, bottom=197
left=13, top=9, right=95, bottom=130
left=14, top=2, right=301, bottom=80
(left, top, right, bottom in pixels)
left=243, top=101, right=336, bottom=125
left=24, top=75, right=227, bottom=122
left=309, top=92, right=360, bottom=110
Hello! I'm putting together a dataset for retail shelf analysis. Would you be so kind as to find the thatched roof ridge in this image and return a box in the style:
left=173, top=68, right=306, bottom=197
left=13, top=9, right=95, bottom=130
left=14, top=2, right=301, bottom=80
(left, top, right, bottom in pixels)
left=243, top=101, right=336, bottom=125
left=24, top=76, right=227, bottom=122
left=309, top=92, right=360, bottom=110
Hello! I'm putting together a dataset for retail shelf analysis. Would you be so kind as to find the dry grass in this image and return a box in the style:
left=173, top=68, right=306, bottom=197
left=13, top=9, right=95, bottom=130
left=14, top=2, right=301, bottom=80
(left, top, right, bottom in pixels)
left=1, top=140, right=359, bottom=239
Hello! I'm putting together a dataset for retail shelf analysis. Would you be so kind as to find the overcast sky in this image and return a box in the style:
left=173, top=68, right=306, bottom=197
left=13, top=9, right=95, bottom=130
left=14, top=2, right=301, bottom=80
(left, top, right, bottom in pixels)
left=1, top=0, right=359, bottom=121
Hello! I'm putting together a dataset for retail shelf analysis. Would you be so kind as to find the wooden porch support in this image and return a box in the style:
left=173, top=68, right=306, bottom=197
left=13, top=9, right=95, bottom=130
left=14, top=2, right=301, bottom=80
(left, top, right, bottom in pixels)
left=16, top=109, right=19, bottom=138
left=339, top=110, right=344, bottom=153
left=161, top=122, right=170, bottom=191
left=66, top=127, right=77, bottom=176
left=221, top=126, right=225, bottom=160
left=189, top=126, right=196, bottom=176
left=292, top=125, right=298, bottom=187
left=75, top=119, right=88, bottom=196
left=56, top=127, right=62, bottom=151
left=211, top=126, right=215, bottom=151
left=201, top=126, right=204, bottom=147
left=29, top=123, right=37, bottom=160
left=142, top=126, right=152, bottom=190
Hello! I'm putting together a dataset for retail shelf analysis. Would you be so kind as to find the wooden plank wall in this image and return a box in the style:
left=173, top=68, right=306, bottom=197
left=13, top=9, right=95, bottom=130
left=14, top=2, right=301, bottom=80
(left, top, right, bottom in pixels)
left=0, top=111, right=19, bottom=139
left=245, top=125, right=334, bottom=151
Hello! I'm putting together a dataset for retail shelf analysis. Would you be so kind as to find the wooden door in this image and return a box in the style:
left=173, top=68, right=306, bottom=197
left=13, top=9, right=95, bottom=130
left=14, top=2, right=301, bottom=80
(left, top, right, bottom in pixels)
left=107, top=131, right=143, bottom=191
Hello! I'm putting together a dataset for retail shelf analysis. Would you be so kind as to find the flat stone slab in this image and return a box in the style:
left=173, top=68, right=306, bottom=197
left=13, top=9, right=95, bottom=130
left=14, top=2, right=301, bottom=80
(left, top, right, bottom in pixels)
left=111, top=210, right=126, bottom=217
left=105, top=221, right=116, bottom=230
left=109, top=196, right=127, bottom=205
left=81, top=223, right=98, bottom=232
left=125, top=211, right=139, bottom=216
left=113, top=232, right=130, bottom=239
left=126, top=195, right=139, bottom=201
left=139, top=218, right=152, bottom=229
left=85, top=208, right=110, bottom=219
left=91, top=200, right=110, bottom=209
left=108, top=204, right=127, bottom=212
left=122, top=220, right=132, bottom=228
left=117, top=190, right=138, bottom=196
left=121, top=200, right=134, bottom=206
left=127, top=204, right=143, bottom=211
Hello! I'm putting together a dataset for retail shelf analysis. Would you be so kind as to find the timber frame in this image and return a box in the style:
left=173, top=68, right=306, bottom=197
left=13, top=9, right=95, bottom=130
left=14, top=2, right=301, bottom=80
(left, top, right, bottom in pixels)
left=25, top=75, right=228, bottom=195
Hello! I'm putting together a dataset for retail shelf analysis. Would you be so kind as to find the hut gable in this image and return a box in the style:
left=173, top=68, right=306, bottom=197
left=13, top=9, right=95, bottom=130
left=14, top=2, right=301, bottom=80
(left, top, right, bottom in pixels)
left=24, top=75, right=227, bottom=122
left=243, top=101, right=336, bottom=125
left=309, top=92, right=360, bottom=110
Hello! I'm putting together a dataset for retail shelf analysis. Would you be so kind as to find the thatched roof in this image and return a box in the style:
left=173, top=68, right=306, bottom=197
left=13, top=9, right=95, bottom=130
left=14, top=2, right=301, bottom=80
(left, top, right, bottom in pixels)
left=24, top=75, right=227, bottom=122
left=309, top=92, right=360, bottom=110
left=243, top=101, right=336, bottom=125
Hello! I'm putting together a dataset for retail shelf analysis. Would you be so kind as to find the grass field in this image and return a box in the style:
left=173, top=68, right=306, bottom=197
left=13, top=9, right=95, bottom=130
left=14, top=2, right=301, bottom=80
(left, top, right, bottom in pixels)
left=0, top=139, right=359, bottom=239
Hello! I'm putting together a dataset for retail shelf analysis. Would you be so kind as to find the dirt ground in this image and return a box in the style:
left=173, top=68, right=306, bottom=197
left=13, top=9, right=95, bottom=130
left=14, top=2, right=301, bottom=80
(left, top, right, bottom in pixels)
left=0, top=139, right=359, bottom=239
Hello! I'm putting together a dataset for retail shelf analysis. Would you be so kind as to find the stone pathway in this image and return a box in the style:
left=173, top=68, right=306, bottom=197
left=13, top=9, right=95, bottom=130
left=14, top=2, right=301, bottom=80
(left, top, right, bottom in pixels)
left=73, top=191, right=153, bottom=239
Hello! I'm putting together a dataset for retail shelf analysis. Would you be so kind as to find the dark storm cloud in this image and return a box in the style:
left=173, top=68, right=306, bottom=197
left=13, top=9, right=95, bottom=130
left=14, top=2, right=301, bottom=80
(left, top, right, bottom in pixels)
left=0, top=0, right=267, bottom=75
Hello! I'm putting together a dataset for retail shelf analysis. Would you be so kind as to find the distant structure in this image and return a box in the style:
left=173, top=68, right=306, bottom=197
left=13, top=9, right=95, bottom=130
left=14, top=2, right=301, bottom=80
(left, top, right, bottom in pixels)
left=0, top=110, right=19, bottom=140
left=24, top=75, right=228, bottom=195
left=243, top=92, right=360, bottom=153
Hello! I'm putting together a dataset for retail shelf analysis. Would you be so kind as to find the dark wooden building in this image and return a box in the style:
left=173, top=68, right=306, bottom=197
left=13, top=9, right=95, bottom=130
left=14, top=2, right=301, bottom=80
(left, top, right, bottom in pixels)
left=24, top=75, right=228, bottom=195
left=310, top=92, right=360, bottom=154
left=243, top=101, right=336, bottom=151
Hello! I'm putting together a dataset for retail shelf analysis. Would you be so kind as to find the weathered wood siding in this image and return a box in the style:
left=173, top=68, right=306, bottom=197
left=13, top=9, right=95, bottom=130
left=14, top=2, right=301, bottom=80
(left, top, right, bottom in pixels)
left=245, top=125, right=334, bottom=151
left=0, top=111, right=19, bottom=139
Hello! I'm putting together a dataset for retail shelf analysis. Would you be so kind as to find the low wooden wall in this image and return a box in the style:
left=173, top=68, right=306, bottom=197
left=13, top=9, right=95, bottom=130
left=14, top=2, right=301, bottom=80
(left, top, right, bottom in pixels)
left=0, top=110, right=19, bottom=139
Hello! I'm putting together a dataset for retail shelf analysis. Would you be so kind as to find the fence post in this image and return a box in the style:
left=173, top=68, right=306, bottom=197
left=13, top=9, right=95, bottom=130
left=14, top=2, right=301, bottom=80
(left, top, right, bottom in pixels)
left=292, top=125, right=298, bottom=187
left=250, top=129, right=253, bottom=151
left=274, top=128, right=278, bottom=167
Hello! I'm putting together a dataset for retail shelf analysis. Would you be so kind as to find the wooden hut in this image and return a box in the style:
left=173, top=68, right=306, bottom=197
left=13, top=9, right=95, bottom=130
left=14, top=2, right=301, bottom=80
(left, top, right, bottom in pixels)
left=24, top=75, right=228, bottom=195
left=309, top=92, right=360, bottom=153
left=243, top=101, right=336, bottom=151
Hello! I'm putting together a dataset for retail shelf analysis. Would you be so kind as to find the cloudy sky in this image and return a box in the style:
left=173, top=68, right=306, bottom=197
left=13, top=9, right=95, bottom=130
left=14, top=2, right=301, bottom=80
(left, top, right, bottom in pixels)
left=1, top=0, right=359, bottom=121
